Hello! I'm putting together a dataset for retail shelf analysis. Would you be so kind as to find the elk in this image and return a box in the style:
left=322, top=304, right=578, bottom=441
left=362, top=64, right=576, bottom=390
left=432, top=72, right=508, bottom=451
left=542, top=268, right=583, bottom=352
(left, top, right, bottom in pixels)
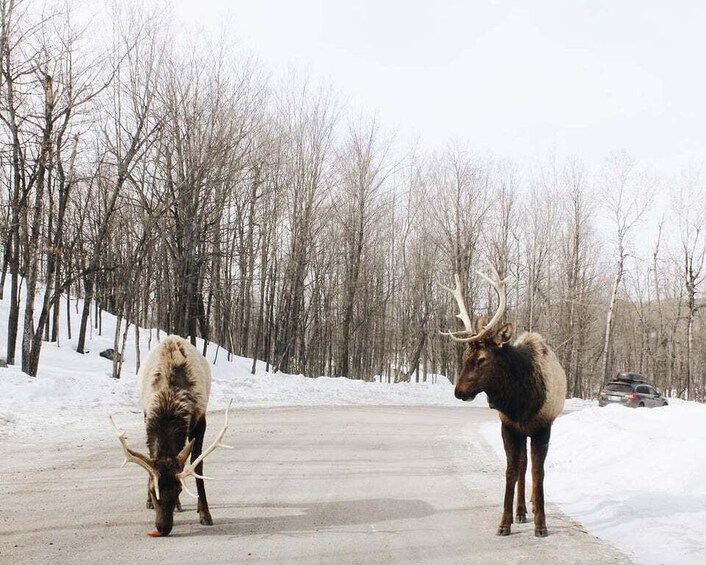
left=440, top=263, right=566, bottom=537
left=110, top=335, right=232, bottom=536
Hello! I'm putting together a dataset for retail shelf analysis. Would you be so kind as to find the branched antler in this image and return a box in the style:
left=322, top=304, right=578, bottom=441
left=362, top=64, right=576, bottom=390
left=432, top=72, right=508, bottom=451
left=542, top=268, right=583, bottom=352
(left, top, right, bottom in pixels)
left=473, top=261, right=510, bottom=341
left=176, top=400, right=234, bottom=498
left=439, top=273, right=475, bottom=341
left=109, top=415, right=161, bottom=500
left=440, top=260, right=511, bottom=343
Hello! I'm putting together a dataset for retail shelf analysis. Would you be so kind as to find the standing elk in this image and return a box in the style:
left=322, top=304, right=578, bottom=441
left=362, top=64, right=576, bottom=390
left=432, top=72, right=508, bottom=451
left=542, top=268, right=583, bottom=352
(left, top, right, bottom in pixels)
left=440, top=263, right=566, bottom=537
left=110, top=335, right=232, bottom=536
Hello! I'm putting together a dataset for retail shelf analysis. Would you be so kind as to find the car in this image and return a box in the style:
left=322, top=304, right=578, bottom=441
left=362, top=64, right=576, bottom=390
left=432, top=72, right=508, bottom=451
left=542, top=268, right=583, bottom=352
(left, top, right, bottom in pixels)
left=598, top=372, right=669, bottom=408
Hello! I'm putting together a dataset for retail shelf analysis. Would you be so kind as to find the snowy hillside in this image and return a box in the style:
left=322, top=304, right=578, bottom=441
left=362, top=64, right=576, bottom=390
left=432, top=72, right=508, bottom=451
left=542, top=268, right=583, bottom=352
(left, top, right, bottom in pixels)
left=0, top=311, right=468, bottom=442
left=0, top=285, right=465, bottom=439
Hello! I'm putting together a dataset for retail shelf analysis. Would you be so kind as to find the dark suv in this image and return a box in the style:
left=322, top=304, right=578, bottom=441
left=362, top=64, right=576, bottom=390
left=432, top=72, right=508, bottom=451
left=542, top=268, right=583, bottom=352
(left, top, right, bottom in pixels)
left=598, top=372, right=669, bottom=408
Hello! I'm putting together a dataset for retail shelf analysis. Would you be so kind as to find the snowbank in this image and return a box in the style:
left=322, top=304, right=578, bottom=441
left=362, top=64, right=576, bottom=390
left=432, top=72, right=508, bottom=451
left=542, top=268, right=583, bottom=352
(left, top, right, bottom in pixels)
left=0, top=285, right=465, bottom=438
left=0, top=337, right=465, bottom=436
left=481, top=400, right=706, bottom=565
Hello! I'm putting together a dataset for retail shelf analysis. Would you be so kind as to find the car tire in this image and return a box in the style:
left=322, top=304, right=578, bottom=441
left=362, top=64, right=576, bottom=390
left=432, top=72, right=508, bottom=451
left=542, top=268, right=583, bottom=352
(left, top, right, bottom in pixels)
left=638, top=402, right=645, bottom=407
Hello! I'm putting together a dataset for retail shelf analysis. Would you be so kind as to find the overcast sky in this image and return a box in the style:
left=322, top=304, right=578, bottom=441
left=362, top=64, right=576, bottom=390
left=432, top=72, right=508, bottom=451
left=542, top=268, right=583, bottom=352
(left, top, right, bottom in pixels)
left=168, top=0, right=706, bottom=175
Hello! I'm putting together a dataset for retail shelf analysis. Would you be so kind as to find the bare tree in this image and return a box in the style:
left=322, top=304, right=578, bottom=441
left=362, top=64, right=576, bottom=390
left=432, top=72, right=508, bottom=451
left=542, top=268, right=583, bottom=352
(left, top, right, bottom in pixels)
left=0, top=0, right=42, bottom=365
left=333, top=117, right=392, bottom=377
left=673, top=168, right=706, bottom=399
left=428, top=145, right=493, bottom=375
left=273, top=80, right=337, bottom=374
left=599, top=151, right=654, bottom=384
left=76, top=8, right=162, bottom=355
left=559, top=160, right=597, bottom=397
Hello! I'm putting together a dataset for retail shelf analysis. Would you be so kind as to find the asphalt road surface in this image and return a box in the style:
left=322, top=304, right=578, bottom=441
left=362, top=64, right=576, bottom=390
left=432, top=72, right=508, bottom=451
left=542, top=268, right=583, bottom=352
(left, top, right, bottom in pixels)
left=0, top=405, right=631, bottom=565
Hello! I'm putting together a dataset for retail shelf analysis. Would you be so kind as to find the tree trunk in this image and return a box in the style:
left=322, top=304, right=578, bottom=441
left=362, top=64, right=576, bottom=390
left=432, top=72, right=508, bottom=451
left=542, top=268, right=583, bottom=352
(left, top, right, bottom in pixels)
left=601, top=256, right=623, bottom=384
left=77, top=274, right=94, bottom=354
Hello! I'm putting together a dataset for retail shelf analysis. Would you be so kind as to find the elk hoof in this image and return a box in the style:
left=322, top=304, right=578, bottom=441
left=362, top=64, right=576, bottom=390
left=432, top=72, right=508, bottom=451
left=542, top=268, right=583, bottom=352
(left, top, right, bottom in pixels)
left=146, top=500, right=154, bottom=510
left=199, top=513, right=213, bottom=526
left=516, top=513, right=528, bottom=523
left=496, top=525, right=511, bottom=536
left=535, top=527, right=548, bottom=537
left=176, top=500, right=183, bottom=512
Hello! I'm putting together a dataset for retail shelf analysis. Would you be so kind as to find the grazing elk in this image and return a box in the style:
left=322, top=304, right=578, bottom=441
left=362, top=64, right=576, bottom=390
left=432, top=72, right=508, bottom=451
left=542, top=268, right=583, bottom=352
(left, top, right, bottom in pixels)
left=110, top=335, right=232, bottom=536
left=440, top=263, right=566, bottom=537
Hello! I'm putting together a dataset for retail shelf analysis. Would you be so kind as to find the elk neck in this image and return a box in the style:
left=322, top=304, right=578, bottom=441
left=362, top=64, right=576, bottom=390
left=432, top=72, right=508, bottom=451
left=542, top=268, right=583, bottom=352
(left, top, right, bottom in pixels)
left=484, top=340, right=546, bottom=424
left=145, top=389, right=193, bottom=459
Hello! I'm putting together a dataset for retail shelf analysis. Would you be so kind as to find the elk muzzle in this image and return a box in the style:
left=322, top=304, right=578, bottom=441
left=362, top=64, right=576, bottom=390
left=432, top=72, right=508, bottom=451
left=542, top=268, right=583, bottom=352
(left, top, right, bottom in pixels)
left=454, top=385, right=476, bottom=401
left=153, top=495, right=177, bottom=536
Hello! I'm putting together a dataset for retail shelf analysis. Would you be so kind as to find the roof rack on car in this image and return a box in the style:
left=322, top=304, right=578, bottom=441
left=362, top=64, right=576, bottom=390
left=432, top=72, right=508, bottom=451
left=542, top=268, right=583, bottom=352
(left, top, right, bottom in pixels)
left=614, top=372, right=647, bottom=383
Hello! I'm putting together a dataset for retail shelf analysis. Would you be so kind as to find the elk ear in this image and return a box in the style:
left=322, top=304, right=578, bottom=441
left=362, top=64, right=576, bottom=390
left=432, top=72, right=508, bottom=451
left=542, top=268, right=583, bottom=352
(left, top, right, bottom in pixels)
left=474, top=316, right=486, bottom=334
left=493, top=323, right=513, bottom=347
left=177, top=439, right=195, bottom=470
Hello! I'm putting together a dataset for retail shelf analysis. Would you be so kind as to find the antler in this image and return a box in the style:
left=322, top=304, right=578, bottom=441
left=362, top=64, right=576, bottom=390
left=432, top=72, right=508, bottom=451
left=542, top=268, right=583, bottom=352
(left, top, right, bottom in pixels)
left=109, top=415, right=161, bottom=501
left=439, top=273, right=475, bottom=341
left=440, top=260, right=510, bottom=343
left=176, top=400, right=234, bottom=498
left=474, top=261, right=510, bottom=341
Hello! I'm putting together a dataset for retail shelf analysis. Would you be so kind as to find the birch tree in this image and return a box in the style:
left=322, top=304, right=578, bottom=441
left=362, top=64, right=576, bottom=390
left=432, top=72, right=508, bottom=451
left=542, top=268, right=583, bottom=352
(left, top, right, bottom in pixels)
left=673, top=169, right=706, bottom=399
left=599, top=151, right=654, bottom=384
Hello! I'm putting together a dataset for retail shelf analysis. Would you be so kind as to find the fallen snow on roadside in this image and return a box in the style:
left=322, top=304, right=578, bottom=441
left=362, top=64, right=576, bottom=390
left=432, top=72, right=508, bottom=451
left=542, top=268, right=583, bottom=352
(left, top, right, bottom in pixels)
left=0, top=337, right=467, bottom=437
left=481, top=400, right=706, bottom=565
left=0, top=284, right=468, bottom=439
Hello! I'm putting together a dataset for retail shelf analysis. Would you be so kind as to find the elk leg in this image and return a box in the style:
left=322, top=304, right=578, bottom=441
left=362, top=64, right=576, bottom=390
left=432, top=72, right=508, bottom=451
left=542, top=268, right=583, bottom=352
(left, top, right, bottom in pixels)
left=190, top=416, right=213, bottom=526
left=516, top=437, right=528, bottom=523
left=530, top=426, right=552, bottom=537
left=145, top=477, right=154, bottom=509
left=498, top=423, right=522, bottom=536
left=144, top=411, right=154, bottom=510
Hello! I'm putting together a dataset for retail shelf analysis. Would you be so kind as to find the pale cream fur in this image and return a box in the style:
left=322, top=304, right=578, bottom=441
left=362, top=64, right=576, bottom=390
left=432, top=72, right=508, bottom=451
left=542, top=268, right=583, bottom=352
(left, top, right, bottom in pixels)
left=514, top=332, right=567, bottom=422
left=137, top=335, right=211, bottom=419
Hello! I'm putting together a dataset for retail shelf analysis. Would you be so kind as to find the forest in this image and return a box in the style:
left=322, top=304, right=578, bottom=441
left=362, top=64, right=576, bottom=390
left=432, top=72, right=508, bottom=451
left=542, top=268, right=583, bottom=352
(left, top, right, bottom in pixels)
left=1, top=0, right=705, bottom=401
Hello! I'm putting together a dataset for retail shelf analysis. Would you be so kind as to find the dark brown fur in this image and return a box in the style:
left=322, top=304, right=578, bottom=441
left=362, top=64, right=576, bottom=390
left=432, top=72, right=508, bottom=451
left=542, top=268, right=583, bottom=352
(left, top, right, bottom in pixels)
left=454, top=319, right=560, bottom=537
left=143, top=385, right=212, bottom=535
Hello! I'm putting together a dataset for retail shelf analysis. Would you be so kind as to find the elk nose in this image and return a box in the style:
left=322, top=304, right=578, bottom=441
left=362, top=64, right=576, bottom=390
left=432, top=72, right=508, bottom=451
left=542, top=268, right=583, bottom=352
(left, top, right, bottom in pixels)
left=454, top=388, right=464, bottom=400
left=157, top=524, right=172, bottom=537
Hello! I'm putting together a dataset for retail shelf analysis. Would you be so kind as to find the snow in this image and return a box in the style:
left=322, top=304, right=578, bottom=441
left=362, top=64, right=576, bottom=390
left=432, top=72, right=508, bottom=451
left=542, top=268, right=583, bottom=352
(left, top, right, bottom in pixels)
left=0, top=283, right=466, bottom=441
left=481, top=400, right=706, bottom=565
left=2, top=282, right=706, bottom=563
left=0, top=343, right=466, bottom=437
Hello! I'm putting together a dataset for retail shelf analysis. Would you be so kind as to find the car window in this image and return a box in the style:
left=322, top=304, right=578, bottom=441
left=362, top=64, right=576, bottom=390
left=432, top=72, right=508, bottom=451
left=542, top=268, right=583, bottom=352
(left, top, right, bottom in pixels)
left=635, top=385, right=649, bottom=394
left=606, top=383, right=632, bottom=393
left=646, top=386, right=658, bottom=395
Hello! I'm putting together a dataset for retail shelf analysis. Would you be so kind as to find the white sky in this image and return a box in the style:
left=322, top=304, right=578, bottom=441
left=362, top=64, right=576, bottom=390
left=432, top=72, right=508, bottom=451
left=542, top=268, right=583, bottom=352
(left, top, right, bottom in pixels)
left=167, top=0, right=706, bottom=175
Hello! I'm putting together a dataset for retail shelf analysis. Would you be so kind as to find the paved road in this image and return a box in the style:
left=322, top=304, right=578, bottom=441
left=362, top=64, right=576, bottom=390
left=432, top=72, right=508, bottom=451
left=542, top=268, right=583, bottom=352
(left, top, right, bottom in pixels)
left=0, top=406, right=630, bottom=564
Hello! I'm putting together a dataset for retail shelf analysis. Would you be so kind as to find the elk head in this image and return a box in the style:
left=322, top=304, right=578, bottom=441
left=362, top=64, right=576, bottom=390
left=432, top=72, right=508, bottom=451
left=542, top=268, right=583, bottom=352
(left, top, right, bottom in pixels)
left=109, top=401, right=232, bottom=536
left=440, top=262, right=513, bottom=403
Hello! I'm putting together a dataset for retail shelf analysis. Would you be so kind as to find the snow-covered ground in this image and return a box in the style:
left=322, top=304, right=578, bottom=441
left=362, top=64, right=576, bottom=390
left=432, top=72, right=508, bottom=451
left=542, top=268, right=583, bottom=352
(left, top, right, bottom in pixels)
left=0, top=344, right=462, bottom=436
left=2, top=282, right=705, bottom=564
left=482, top=400, right=706, bottom=565
left=0, top=285, right=463, bottom=439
